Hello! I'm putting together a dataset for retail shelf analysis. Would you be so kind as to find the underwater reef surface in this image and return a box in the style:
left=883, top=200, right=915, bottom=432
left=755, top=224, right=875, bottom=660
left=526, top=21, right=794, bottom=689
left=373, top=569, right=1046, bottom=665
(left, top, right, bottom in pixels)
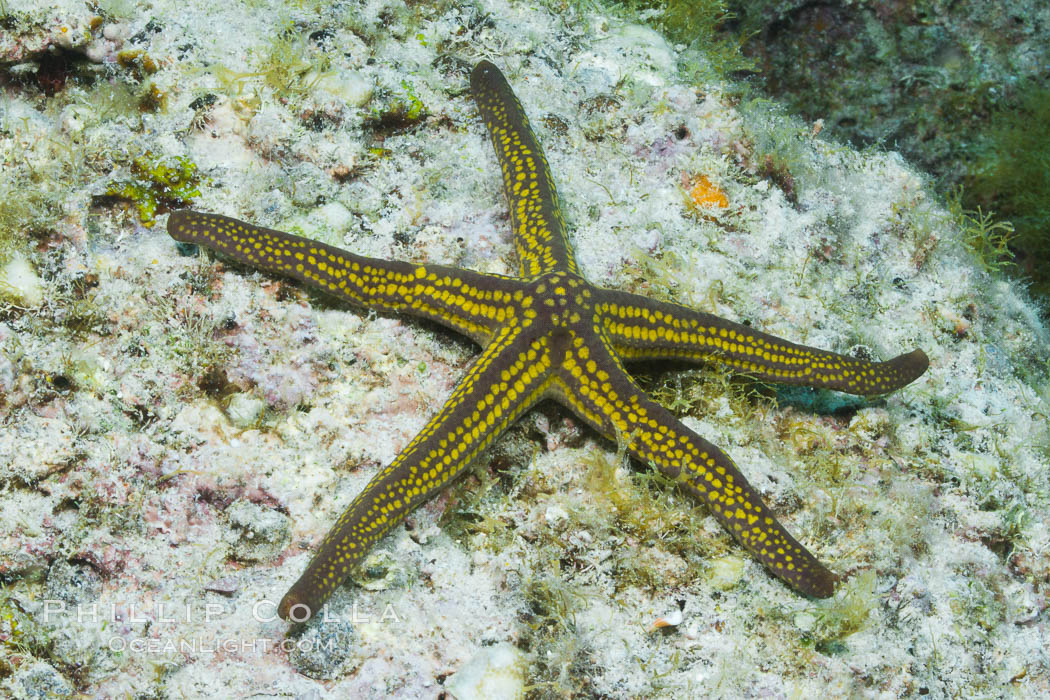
left=734, top=0, right=1050, bottom=301
left=1, top=0, right=1048, bottom=697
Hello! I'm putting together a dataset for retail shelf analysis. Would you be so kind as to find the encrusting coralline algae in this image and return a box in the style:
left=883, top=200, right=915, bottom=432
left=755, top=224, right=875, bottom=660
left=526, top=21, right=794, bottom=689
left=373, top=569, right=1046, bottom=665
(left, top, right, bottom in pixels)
left=0, top=0, right=1048, bottom=697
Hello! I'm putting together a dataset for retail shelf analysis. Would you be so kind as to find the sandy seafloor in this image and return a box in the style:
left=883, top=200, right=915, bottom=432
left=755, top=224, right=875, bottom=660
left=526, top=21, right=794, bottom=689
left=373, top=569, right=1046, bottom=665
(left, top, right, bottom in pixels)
left=1, top=0, right=1049, bottom=697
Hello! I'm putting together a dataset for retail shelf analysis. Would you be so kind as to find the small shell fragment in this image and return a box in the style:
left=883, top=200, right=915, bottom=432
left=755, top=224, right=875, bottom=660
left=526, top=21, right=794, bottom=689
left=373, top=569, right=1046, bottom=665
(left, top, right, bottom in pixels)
left=204, top=576, right=240, bottom=595
left=648, top=608, right=683, bottom=632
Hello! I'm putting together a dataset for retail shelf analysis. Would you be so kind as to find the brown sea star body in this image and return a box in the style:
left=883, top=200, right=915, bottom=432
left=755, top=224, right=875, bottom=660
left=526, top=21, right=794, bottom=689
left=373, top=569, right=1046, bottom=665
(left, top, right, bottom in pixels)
left=167, top=61, right=928, bottom=620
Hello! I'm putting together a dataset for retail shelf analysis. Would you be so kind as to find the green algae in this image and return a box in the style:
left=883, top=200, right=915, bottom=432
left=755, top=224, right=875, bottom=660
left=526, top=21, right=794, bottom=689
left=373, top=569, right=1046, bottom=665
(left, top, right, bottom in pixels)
left=104, top=152, right=205, bottom=226
left=966, top=85, right=1050, bottom=298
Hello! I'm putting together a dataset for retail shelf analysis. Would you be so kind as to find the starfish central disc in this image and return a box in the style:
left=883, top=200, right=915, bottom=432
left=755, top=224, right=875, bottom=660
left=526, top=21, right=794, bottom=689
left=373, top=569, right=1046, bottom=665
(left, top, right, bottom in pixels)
left=526, top=271, right=594, bottom=329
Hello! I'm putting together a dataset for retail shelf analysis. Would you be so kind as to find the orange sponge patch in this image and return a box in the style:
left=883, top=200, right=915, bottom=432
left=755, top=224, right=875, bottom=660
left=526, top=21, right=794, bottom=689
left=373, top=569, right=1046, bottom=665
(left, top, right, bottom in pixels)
left=686, top=174, right=729, bottom=213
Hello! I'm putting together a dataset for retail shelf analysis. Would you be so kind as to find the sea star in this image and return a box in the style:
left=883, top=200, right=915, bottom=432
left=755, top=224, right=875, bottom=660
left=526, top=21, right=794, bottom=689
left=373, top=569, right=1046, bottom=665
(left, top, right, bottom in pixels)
left=167, top=61, right=928, bottom=621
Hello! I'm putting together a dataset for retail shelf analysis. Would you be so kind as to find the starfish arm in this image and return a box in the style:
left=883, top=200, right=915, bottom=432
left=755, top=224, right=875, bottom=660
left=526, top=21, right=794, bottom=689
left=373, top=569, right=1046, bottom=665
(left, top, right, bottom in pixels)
left=593, top=289, right=928, bottom=396
left=549, top=330, right=837, bottom=598
left=471, top=61, right=580, bottom=278
left=278, top=325, right=555, bottom=620
left=168, top=210, right=525, bottom=345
